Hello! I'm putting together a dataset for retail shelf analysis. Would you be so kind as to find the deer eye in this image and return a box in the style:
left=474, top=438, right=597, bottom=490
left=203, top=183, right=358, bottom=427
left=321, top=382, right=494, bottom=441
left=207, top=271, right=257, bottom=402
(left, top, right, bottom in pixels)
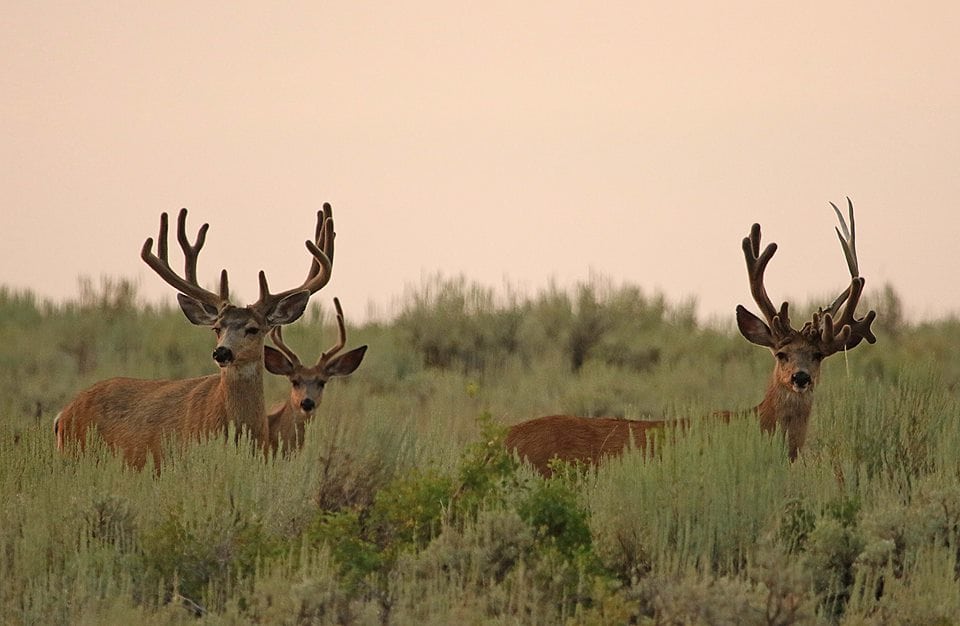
left=775, top=352, right=788, bottom=363
left=291, top=380, right=302, bottom=389
left=212, top=327, right=222, bottom=337
left=245, top=327, right=260, bottom=336
left=813, top=352, right=825, bottom=362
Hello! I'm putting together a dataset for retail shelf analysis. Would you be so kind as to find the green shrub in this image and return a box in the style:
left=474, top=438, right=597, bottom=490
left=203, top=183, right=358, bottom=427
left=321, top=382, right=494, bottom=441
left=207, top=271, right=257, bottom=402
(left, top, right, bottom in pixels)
left=305, top=510, right=382, bottom=593
left=368, top=469, right=454, bottom=558
left=139, top=503, right=282, bottom=611
left=518, top=479, right=592, bottom=560
left=452, top=412, right=520, bottom=516
left=804, top=497, right=865, bottom=618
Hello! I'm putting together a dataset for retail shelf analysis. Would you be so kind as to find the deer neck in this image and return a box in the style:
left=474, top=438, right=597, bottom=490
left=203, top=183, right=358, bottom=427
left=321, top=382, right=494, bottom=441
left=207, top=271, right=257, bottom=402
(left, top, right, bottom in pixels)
left=219, top=361, right=268, bottom=447
left=756, top=375, right=815, bottom=460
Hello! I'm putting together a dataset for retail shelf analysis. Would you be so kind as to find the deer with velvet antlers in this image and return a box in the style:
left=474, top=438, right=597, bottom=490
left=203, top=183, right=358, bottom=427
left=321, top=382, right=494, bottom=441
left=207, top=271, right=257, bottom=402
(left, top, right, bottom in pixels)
left=506, top=199, right=877, bottom=476
left=54, top=204, right=336, bottom=469
left=263, top=297, right=367, bottom=455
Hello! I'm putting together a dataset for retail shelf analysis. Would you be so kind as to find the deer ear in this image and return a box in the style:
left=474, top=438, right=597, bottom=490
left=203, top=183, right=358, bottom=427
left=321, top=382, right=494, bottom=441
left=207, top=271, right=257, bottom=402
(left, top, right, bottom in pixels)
left=736, top=305, right=776, bottom=348
left=265, top=290, right=310, bottom=327
left=323, top=345, right=368, bottom=378
left=264, top=346, right=295, bottom=376
left=177, top=293, right=220, bottom=326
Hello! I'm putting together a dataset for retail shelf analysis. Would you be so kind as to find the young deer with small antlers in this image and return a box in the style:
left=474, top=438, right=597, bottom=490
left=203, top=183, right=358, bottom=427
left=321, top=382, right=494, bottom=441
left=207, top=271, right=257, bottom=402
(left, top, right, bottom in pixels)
left=54, top=204, right=337, bottom=469
left=263, top=297, right=367, bottom=455
left=506, top=199, right=877, bottom=476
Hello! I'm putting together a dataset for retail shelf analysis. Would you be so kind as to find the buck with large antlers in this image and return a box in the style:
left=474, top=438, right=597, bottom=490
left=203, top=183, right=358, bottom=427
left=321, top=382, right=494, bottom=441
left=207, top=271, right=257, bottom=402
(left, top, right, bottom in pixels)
left=54, top=204, right=337, bottom=469
left=263, top=297, right=367, bottom=455
left=506, top=199, right=877, bottom=476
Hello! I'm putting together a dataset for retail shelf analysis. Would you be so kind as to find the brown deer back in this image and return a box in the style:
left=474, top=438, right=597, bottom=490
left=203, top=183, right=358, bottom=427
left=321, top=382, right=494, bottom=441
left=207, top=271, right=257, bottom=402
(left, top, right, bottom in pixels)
left=505, top=414, right=669, bottom=476
left=56, top=375, right=221, bottom=469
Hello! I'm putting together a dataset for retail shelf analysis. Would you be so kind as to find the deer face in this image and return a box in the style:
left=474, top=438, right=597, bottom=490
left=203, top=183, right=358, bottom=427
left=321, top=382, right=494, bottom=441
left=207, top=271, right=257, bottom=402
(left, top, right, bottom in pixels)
left=208, top=307, right=268, bottom=367
left=769, top=336, right=824, bottom=394
left=264, top=344, right=367, bottom=416
left=178, top=292, right=310, bottom=368
left=736, top=306, right=827, bottom=395
left=282, top=368, right=327, bottom=416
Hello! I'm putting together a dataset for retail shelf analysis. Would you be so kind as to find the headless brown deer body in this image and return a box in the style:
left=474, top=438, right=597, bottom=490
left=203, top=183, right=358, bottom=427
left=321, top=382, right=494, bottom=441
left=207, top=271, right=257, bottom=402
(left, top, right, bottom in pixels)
left=54, top=205, right=337, bottom=470
left=264, top=297, right=367, bottom=455
left=504, top=415, right=668, bottom=477
left=507, top=199, right=877, bottom=476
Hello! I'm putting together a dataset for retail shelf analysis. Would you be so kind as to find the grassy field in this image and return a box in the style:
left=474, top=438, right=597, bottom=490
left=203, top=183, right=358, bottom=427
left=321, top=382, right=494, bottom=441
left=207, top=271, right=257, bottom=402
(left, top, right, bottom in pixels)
left=1, top=276, right=959, bottom=624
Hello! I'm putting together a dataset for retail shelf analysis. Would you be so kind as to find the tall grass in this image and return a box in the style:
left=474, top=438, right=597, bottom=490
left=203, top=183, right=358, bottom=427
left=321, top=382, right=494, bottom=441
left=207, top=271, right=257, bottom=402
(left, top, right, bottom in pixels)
left=1, top=276, right=958, bottom=624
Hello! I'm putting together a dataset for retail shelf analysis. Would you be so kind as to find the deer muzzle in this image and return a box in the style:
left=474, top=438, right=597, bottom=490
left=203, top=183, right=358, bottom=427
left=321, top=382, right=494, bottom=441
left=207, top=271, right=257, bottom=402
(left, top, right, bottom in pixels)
left=212, top=346, right=235, bottom=365
left=790, top=371, right=812, bottom=392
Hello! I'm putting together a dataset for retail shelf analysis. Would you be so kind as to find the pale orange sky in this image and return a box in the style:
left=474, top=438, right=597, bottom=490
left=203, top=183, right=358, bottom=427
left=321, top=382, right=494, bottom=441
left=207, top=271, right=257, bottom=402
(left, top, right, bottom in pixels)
left=2, top=2, right=959, bottom=322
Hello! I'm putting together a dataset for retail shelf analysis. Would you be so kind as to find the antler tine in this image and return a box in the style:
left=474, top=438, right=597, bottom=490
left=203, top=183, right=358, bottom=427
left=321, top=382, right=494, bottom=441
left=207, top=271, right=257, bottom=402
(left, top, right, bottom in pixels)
left=770, top=301, right=794, bottom=338
left=742, top=223, right=781, bottom=326
left=820, top=277, right=878, bottom=352
left=173, top=208, right=230, bottom=301
left=255, top=205, right=336, bottom=313
left=305, top=203, right=336, bottom=289
left=269, top=325, right=303, bottom=369
left=140, top=209, right=226, bottom=308
left=177, top=208, right=206, bottom=283
left=302, top=217, right=335, bottom=294
left=317, top=297, right=348, bottom=367
left=833, top=197, right=859, bottom=277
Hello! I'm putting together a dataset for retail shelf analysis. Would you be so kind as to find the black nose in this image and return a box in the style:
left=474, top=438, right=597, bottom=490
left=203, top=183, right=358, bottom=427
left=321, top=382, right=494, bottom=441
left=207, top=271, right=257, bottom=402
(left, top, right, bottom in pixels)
left=300, top=398, right=316, bottom=412
left=792, top=371, right=812, bottom=388
left=212, top=347, right=234, bottom=364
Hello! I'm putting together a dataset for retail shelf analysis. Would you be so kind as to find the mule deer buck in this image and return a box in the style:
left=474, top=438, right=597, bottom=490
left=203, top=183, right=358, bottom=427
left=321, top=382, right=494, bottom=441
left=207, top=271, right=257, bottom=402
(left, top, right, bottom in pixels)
left=54, top=204, right=337, bottom=469
left=506, top=199, right=877, bottom=476
left=263, top=297, right=367, bottom=455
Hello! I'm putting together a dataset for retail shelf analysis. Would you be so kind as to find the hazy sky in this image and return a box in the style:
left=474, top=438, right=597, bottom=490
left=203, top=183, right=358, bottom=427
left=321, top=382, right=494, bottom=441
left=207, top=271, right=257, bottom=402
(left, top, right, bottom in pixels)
left=2, top=2, right=959, bottom=323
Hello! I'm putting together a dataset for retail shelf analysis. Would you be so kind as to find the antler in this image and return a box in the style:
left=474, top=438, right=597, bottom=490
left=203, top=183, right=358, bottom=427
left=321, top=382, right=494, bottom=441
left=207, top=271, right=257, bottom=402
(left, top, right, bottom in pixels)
left=824, top=197, right=861, bottom=313
left=742, top=223, right=794, bottom=340
left=268, top=325, right=303, bottom=369
left=316, top=297, right=348, bottom=369
left=804, top=198, right=877, bottom=354
left=254, top=203, right=336, bottom=313
left=141, top=209, right=228, bottom=308
left=267, top=297, right=350, bottom=370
